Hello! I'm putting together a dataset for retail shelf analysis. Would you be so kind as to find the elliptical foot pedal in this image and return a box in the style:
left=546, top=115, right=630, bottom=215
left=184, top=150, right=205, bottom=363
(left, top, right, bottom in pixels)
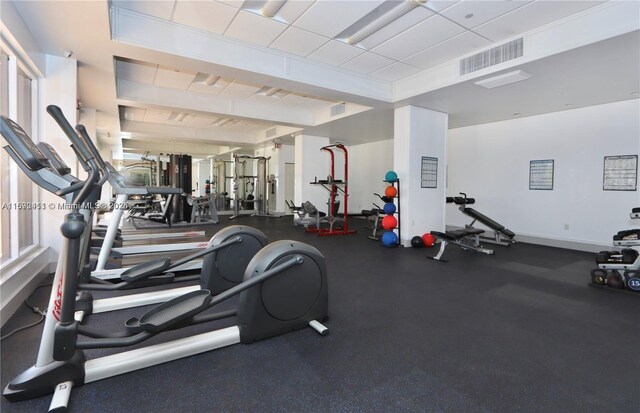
left=123, top=273, right=176, bottom=289
left=125, top=290, right=212, bottom=333
left=120, top=258, right=171, bottom=282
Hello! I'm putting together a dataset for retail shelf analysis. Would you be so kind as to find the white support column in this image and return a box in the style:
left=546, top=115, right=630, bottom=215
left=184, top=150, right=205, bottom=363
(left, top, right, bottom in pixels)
left=294, top=135, right=330, bottom=213
left=277, top=144, right=294, bottom=214
left=38, top=55, right=77, bottom=259
left=393, top=106, right=448, bottom=246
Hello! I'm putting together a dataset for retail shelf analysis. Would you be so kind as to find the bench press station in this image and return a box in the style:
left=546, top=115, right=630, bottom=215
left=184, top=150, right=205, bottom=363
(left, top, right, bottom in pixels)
left=428, top=228, right=494, bottom=262
left=454, top=193, right=516, bottom=246
left=428, top=196, right=496, bottom=261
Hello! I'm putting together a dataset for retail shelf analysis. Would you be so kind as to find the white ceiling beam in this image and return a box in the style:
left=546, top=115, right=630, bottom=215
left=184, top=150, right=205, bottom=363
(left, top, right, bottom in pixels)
left=121, top=139, right=224, bottom=157
left=117, top=79, right=314, bottom=127
left=110, top=6, right=392, bottom=104
left=121, top=120, right=259, bottom=145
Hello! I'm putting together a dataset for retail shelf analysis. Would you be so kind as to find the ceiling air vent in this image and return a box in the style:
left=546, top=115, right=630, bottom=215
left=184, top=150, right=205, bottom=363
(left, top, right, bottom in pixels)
left=460, top=38, right=523, bottom=76
left=330, top=103, right=346, bottom=117
left=266, top=127, right=277, bottom=138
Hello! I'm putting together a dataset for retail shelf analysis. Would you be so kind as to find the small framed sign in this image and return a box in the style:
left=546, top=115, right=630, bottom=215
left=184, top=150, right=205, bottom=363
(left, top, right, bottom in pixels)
left=529, top=159, right=554, bottom=190
left=603, top=155, right=637, bottom=191
left=421, top=156, right=438, bottom=188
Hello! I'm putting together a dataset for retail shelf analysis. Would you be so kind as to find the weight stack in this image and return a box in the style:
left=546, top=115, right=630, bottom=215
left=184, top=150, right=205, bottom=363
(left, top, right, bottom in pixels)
left=169, top=154, right=193, bottom=223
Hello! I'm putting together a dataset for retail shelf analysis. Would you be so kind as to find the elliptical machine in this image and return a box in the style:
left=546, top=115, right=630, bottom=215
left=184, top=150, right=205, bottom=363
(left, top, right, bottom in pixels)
left=1, top=108, right=273, bottom=318
left=1, top=114, right=329, bottom=412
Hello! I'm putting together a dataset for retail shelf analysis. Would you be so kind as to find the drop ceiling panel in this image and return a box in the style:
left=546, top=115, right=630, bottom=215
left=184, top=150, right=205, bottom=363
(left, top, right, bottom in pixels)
left=371, top=14, right=465, bottom=61
left=474, top=1, right=605, bottom=43
left=270, top=26, right=328, bottom=57
left=425, top=0, right=459, bottom=13
left=112, top=0, right=176, bottom=20
left=188, top=77, right=231, bottom=95
left=293, top=0, right=385, bottom=38
left=172, top=0, right=238, bottom=34
left=441, top=0, right=531, bottom=29
left=166, top=114, right=195, bottom=126
left=305, top=99, right=334, bottom=110
left=154, top=67, right=197, bottom=90
left=218, top=81, right=262, bottom=99
left=341, top=52, right=394, bottom=75
left=116, top=60, right=158, bottom=85
left=123, top=107, right=147, bottom=122
left=225, top=10, right=288, bottom=46
left=370, top=62, right=421, bottom=82
left=279, top=93, right=314, bottom=106
left=217, top=0, right=243, bottom=8
left=246, top=93, right=281, bottom=104
left=275, top=0, right=315, bottom=24
left=307, top=40, right=365, bottom=66
left=187, top=116, right=217, bottom=128
left=402, top=31, right=492, bottom=70
left=358, top=6, right=434, bottom=50
left=144, top=109, right=172, bottom=124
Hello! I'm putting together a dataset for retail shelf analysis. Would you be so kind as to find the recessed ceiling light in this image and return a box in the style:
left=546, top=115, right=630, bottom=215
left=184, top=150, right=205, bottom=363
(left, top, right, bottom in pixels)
left=631, top=92, right=640, bottom=96
left=261, top=0, right=286, bottom=18
left=565, top=104, right=573, bottom=107
left=204, top=75, right=220, bottom=87
left=338, top=0, right=427, bottom=46
left=513, top=112, right=521, bottom=116
left=465, top=13, right=474, bottom=19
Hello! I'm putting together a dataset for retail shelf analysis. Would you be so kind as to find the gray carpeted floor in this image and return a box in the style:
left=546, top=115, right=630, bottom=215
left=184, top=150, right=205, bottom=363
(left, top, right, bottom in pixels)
left=2, top=216, right=638, bottom=412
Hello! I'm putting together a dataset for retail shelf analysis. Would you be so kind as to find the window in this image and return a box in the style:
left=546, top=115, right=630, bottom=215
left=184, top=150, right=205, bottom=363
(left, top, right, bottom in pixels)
left=0, top=46, right=40, bottom=267
left=17, top=68, right=34, bottom=249
left=0, top=52, right=10, bottom=263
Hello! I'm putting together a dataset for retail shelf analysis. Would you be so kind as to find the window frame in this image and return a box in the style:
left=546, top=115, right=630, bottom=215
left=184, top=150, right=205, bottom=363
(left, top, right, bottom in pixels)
left=0, top=40, right=41, bottom=270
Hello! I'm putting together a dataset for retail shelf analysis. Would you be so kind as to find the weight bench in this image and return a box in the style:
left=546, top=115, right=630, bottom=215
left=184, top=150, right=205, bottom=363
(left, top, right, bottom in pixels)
left=450, top=193, right=515, bottom=246
left=361, top=208, right=384, bottom=240
left=428, top=228, right=494, bottom=262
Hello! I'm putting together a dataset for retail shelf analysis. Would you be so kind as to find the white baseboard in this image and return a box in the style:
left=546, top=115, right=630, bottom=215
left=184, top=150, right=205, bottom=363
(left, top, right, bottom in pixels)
left=445, top=225, right=612, bottom=253
left=0, top=247, right=51, bottom=327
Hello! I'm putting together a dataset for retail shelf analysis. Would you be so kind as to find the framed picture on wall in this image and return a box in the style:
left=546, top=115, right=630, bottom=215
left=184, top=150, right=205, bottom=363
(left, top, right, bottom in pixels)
left=421, top=156, right=438, bottom=188
left=529, top=159, right=554, bottom=190
left=603, top=155, right=638, bottom=191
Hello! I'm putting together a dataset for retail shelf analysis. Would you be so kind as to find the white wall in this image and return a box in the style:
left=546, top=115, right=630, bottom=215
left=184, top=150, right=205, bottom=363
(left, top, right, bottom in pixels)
left=0, top=0, right=46, bottom=75
left=348, top=139, right=394, bottom=213
left=446, top=99, right=640, bottom=249
left=39, top=55, right=77, bottom=258
left=295, top=135, right=330, bottom=213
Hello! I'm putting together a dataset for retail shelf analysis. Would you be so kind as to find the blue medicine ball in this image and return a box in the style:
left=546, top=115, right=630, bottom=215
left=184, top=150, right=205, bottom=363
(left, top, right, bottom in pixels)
left=381, top=231, right=398, bottom=247
left=385, top=171, right=398, bottom=183
left=383, top=202, right=396, bottom=215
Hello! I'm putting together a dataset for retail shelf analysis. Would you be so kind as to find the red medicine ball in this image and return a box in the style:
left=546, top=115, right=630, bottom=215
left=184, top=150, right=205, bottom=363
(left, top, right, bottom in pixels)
left=422, top=233, right=436, bottom=247
left=381, top=215, right=397, bottom=230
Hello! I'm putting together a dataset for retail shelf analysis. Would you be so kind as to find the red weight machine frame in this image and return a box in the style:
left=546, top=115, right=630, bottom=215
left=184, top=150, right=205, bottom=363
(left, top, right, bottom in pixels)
left=308, top=144, right=356, bottom=236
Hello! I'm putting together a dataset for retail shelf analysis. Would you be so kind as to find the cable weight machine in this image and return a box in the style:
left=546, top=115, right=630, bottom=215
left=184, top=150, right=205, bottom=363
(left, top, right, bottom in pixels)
left=229, top=154, right=273, bottom=219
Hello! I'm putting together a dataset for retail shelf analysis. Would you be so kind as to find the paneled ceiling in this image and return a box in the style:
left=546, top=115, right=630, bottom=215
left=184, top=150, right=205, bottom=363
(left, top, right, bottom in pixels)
left=113, top=0, right=604, bottom=81
left=116, top=58, right=337, bottom=110
left=9, top=0, right=638, bottom=155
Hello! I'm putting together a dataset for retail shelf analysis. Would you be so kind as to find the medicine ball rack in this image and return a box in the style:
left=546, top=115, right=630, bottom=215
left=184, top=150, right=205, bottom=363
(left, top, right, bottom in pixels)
left=383, top=178, right=402, bottom=247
